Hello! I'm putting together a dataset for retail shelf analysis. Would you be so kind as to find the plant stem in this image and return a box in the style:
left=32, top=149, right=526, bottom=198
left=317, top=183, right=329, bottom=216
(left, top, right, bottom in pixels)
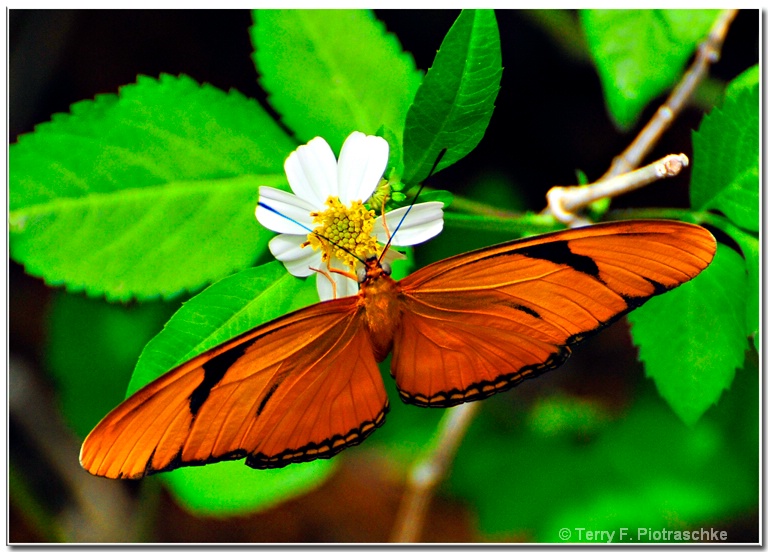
left=426, top=187, right=518, bottom=218
left=390, top=402, right=480, bottom=542
left=445, top=211, right=561, bottom=234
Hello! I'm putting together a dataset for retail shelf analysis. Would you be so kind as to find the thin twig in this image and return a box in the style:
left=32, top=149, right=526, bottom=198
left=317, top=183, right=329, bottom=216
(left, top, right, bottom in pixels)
left=543, top=9, right=738, bottom=226
left=547, top=154, right=689, bottom=227
left=390, top=402, right=480, bottom=542
left=601, top=9, right=738, bottom=180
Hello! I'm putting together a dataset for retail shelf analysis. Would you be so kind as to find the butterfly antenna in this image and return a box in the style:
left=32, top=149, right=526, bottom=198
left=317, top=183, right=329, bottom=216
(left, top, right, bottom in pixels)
left=257, top=201, right=366, bottom=265
left=380, top=148, right=446, bottom=259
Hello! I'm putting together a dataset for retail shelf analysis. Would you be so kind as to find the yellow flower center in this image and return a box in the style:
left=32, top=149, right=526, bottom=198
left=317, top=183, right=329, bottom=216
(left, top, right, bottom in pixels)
left=306, top=196, right=382, bottom=269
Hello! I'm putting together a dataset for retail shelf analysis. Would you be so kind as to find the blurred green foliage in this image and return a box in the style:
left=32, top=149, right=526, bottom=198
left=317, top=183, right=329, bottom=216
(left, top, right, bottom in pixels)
left=448, top=351, right=758, bottom=541
left=10, top=8, right=758, bottom=543
left=46, top=292, right=179, bottom=438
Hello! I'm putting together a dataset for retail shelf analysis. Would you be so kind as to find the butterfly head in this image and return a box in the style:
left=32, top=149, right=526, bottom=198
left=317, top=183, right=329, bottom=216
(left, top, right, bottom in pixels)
left=357, top=256, right=392, bottom=284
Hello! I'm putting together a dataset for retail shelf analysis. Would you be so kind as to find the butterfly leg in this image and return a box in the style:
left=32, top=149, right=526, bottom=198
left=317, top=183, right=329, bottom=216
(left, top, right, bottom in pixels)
left=379, top=195, right=393, bottom=242
left=310, top=266, right=339, bottom=299
left=310, top=265, right=358, bottom=300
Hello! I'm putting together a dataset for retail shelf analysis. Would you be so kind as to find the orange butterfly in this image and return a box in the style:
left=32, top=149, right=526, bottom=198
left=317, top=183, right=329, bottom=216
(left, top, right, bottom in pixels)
left=80, top=220, right=715, bottom=479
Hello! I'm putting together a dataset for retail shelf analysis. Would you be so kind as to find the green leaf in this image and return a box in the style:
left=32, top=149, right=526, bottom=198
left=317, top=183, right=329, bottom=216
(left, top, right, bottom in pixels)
left=251, top=10, right=422, bottom=155
left=11, top=175, right=286, bottom=301
left=740, top=236, right=760, bottom=350
left=628, top=245, right=747, bottom=425
left=10, top=74, right=296, bottom=301
left=160, top=455, right=334, bottom=517
left=581, top=9, right=721, bottom=129
left=128, top=262, right=317, bottom=397
left=417, top=190, right=454, bottom=209
left=402, top=9, right=502, bottom=186
left=45, top=292, right=178, bottom=437
left=725, top=64, right=759, bottom=98
left=691, top=74, right=759, bottom=232
left=720, top=224, right=759, bottom=350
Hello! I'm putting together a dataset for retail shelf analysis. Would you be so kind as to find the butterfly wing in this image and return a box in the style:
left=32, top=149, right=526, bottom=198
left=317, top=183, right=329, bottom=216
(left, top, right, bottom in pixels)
left=80, top=296, right=389, bottom=478
left=391, top=220, right=716, bottom=406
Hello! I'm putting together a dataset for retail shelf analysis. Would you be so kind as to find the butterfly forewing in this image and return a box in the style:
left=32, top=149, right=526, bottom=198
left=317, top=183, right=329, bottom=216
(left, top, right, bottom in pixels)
left=80, top=296, right=389, bottom=478
left=391, top=221, right=716, bottom=406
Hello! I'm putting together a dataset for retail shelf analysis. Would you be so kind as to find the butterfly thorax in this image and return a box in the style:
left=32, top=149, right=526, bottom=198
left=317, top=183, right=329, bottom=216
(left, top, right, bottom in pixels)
left=359, top=263, right=401, bottom=362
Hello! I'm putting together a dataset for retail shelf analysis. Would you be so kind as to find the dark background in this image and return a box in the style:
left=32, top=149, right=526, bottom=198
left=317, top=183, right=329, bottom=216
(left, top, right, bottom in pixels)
left=9, top=9, right=759, bottom=542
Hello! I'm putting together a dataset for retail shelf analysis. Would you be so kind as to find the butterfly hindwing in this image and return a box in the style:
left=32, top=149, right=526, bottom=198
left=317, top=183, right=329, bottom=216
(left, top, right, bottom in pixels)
left=80, top=296, right=389, bottom=478
left=391, top=221, right=716, bottom=407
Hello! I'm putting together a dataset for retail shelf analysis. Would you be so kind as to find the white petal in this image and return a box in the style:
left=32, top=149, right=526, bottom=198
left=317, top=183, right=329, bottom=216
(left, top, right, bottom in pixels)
left=337, top=132, right=389, bottom=204
left=256, top=186, right=316, bottom=235
left=284, top=136, right=338, bottom=207
left=315, top=258, right=358, bottom=301
left=373, top=202, right=444, bottom=246
left=268, top=234, right=321, bottom=278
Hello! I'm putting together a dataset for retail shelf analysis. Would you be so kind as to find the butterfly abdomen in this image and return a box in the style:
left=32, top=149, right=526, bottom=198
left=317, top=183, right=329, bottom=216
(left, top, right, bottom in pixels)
left=360, top=270, right=402, bottom=362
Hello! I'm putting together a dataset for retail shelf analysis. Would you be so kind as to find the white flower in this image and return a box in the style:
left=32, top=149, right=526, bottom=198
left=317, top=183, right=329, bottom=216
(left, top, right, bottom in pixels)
left=256, top=131, right=444, bottom=301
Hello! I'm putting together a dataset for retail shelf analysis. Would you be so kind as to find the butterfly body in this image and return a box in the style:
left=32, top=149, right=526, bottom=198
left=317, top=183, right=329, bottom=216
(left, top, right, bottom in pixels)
left=359, top=263, right=401, bottom=362
left=80, top=220, right=716, bottom=478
